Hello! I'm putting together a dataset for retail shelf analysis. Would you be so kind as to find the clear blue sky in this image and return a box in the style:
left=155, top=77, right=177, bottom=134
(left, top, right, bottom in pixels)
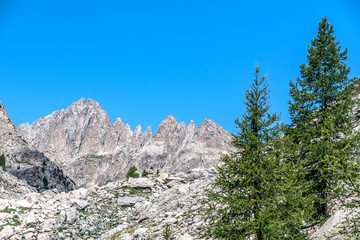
left=1, top=0, right=359, bottom=133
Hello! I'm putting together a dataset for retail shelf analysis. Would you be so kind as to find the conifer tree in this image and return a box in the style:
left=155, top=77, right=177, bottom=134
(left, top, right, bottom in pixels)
left=287, top=17, right=359, bottom=221
left=205, top=66, right=310, bottom=239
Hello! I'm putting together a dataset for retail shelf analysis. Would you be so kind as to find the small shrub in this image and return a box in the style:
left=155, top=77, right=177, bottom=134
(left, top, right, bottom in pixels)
left=0, top=207, right=15, bottom=213
left=142, top=169, right=148, bottom=177
left=126, top=166, right=139, bottom=179
left=162, top=224, right=172, bottom=240
left=0, top=155, right=5, bottom=171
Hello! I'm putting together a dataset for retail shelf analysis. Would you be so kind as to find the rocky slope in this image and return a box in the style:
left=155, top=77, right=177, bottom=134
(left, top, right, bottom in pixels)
left=0, top=101, right=75, bottom=192
left=18, top=98, right=232, bottom=188
left=0, top=166, right=346, bottom=240
left=0, top=168, right=214, bottom=240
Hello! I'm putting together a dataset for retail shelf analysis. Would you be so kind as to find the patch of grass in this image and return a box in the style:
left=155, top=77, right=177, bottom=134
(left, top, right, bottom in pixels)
left=9, top=215, right=21, bottom=226
left=57, top=227, right=67, bottom=232
left=18, top=206, right=32, bottom=211
left=162, top=224, right=172, bottom=240
left=0, top=207, right=15, bottom=213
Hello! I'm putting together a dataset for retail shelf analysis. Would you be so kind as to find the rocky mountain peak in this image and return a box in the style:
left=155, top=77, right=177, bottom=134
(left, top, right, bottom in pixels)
left=188, top=120, right=197, bottom=132
left=154, top=114, right=180, bottom=141
left=194, top=119, right=232, bottom=149
left=133, top=125, right=142, bottom=137
left=0, top=101, right=75, bottom=192
left=16, top=99, right=232, bottom=187
left=0, top=101, right=12, bottom=124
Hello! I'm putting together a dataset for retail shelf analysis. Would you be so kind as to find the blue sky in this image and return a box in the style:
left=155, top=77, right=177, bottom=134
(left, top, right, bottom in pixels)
left=1, top=0, right=359, bottom=133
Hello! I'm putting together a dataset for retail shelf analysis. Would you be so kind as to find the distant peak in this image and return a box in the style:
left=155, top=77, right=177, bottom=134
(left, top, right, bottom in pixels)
left=143, top=125, right=153, bottom=138
left=113, top=117, right=123, bottom=124
left=86, top=98, right=100, bottom=106
left=163, top=114, right=177, bottom=123
left=133, top=124, right=142, bottom=136
left=188, top=120, right=197, bottom=128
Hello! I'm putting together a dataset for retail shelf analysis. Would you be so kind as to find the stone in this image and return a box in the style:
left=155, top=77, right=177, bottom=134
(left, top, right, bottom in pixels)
left=159, top=173, right=170, bottom=180
left=117, top=196, right=146, bottom=207
left=14, top=199, right=33, bottom=208
left=24, top=232, right=34, bottom=240
left=73, top=199, right=90, bottom=210
left=0, top=226, right=14, bottom=239
left=25, top=211, right=37, bottom=225
left=128, top=178, right=153, bottom=189
left=65, top=208, right=77, bottom=224
left=178, top=233, right=193, bottom=240
left=57, top=211, right=66, bottom=223
left=134, top=227, right=148, bottom=236
left=311, top=209, right=352, bottom=239
left=164, top=176, right=186, bottom=184
left=37, top=233, right=51, bottom=240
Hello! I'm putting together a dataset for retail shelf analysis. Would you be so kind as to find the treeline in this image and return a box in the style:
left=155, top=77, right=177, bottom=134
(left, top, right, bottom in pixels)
left=205, top=17, right=360, bottom=239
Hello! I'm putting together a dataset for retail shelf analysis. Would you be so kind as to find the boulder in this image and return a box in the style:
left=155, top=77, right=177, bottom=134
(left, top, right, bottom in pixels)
left=164, top=176, right=186, bottom=184
left=0, top=226, right=14, bottom=239
left=72, top=199, right=90, bottom=210
left=117, top=196, right=146, bottom=207
left=159, top=173, right=170, bottom=180
left=65, top=208, right=77, bottom=224
left=128, top=178, right=153, bottom=189
left=13, top=199, right=33, bottom=208
left=134, top=227, right=148, bottom=237
left=311, top=209, right=351, bottom=239
left=25, top=211, right=37, bottom=225
left=37, top=233, right=51, bottom=240
left=178, top=233, right=193, bottom=240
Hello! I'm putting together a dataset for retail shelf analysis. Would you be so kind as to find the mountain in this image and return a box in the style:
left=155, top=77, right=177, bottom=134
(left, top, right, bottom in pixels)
left=0, top=101, right=75, bottom=192
left=18, top=98, right=232, bottom=187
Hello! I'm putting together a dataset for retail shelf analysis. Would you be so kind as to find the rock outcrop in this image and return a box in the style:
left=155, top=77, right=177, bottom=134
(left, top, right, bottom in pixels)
left=18, top=98, right=232, bottom=188
left=0, top=168, right=215, bottom=240
left=0, top=101, right=75, bottom=192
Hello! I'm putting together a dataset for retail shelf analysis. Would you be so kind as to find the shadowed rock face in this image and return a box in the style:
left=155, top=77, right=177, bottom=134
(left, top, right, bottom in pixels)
left=18, top=98, right=233, bottom=188
left=0, top=101, right=75, bottom=192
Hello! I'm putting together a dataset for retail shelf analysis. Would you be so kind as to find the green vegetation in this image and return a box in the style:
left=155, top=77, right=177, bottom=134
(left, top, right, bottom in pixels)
left=204, top=17, right=360, bottom=239
left=287, top=16, right=360, bottom=224
left=162, top=224, right=172, bottom=240
left=0, top=154, right=5, bottom=171
left=205, top=66, right=310, bottom=239
left=57, top=227, right=67, bottom=232
left=126, top=166, right=140, bottom=179
left=142, top=169, right=148, bottom=177
left=0, top=207, right=15, bottom=213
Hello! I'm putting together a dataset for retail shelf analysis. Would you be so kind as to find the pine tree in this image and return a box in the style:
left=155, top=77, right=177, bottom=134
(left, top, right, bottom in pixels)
left=287, top=17, right=359, bottom=221
left=126, top=166, right=140, bottom=179
left=205, top=66, right=310, bottom=239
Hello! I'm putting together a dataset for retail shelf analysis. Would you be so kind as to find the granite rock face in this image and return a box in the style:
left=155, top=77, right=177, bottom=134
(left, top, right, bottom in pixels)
left=18, top=98, right=232, bottom=187
left=0, top=101, right=75, bottom=192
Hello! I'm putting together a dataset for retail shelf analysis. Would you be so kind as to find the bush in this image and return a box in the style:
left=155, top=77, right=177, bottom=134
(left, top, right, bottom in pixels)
left=0, top=155, right=5, bottom=171
left=126, top=166, right=139, bottom=179
left=162, top=224, right=172, bottom=240
left=142, top=169, right=148, bottom=177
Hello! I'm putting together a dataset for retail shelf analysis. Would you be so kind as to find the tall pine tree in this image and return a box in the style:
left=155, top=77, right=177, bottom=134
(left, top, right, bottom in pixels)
left=205, top=66, right=310, bottom=239
left=287, top=17, right=359, bottom=221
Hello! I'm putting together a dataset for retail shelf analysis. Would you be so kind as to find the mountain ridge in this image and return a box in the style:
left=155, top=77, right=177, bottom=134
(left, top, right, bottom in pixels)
left=18, top=98, right=233, bottom=187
